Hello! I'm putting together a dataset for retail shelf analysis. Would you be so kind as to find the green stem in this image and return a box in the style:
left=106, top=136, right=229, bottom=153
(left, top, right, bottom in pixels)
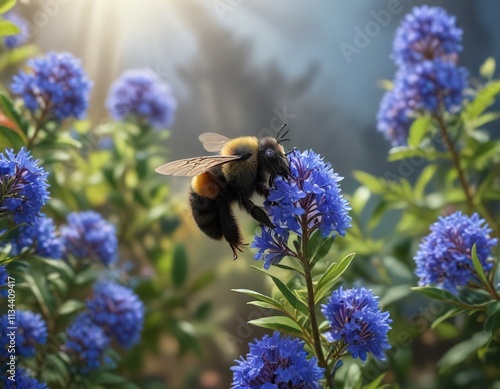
left=435, top=114, right=474, bottom=211
left=27, top=105, right=50, bottom=149
left=300, top=219, right=334, bottom=388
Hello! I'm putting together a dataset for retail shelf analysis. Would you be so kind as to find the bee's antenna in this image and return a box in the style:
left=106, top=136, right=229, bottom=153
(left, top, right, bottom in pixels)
left=276, top=124, right=289, bottom=144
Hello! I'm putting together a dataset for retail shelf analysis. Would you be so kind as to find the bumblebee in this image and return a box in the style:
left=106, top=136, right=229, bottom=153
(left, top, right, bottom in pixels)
left=155, top=126, right=290, bottom=259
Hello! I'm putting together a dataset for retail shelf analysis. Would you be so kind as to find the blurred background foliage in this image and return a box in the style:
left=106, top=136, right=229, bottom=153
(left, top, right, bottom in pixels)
left=0, top=1, right=500, bottom=388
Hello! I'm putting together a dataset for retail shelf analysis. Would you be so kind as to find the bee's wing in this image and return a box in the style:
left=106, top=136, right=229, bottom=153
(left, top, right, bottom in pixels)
left=198, top=132, right=230, bottom=152
left=155, top=155, right=242, bottom=176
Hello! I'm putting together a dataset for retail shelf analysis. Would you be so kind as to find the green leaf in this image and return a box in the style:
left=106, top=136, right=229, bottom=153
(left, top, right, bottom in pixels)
left=35, top=256, right=75, bottom=281
left=360, top=373, right=388, bottom=389
left=89, top=372, right=131, bottom=385
left=172, top=243, right=188, bottom=289
left=408, top=116, right=431, bottom=147
left=0, top=92, right=27, bottom=133
left=252, top=267, right=309, bottom=316
left=58, top=299, right=86, bottom=316
left=311, top=236, right=335, bottom=268
left=486, top=301, right=500, bottom=317
left=379, top=284, right=412, bottom=306
left=187, top=271, right=215, bottom=293
left=350, top=186, right=371, bottom=213
left=194, top=301, right=212, bottom=320
left=315, top=252, right=356, bottom=303
left=464, top=81, right=500, bottom=120
left=414, top=164, right=437, bottom=200
left=74, top=267, right=101, bottom=285
left=306, top=230, right=322, bottom=258
left=377, top=79, right=393, bottom=91
left=23, top=272, right=57, bottom=316
left=0, top=44, right=38, bottom=71
left=0, top=0, right=16, bottom=14
left=484, top=311, right=500, bottom=333
left=353, top=171, right=384, bottom=193
left=0, top=19, right=19, bottom=36
left=471, top=112, right=500, bottom=128
left=438, top=332, right=491, bottom=373
left=431, top=307, right=466, bottom=330
left=388, top=147, right=449, bottom=162
left=273, top=263, right=304, bottom=275
left=471, top=244, right=489, bottom=287
left=232, top=288, right=284, bottom=312
left=480, top=57, right=496, bottom=79
left=248, top=316, right=304, bottom=338
left=0, top=125, right=26, bottom=149
left=411, top=286, right=460, bottom=304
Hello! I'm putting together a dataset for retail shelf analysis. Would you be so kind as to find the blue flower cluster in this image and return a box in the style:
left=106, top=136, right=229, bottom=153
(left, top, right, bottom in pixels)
left=231, top=331, right=324, bottom=389
left=376, top=89, right=414, bottom=148
left=0, top=310, right=47, bottom=358
left=0, top=368, right=48, bottom=389
left=322, top=287, right=392, bottom=362
left=3, top=12, right=30, bottom=49
left=0, top=148, right=49, bottom=224
left=60, top=211, right=118, bottom=266
left=395, top=61, right=468, bottom=114
left=11, top=51, right=92, bottom=121
left=0, top=265, right=8, bottom=298
left=252, top=149, right=351, bottom=268
left=392, top=5, right=462, bottom=67
left=414, top=212, right=498, bottom=293
left=63, top=315, right=111, bottom=375
left=377, top=6, right=468, bottom=146
left=86, top=281, right=145, bottom=349
left=106, top=69, right=177, bottom=130
left=10, top=215, right=63, bottom=259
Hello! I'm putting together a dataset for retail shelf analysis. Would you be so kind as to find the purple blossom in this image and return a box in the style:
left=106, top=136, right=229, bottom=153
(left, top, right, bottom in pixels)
left=231, top=332, right=324, bottom=389
left=11, top=52, right=92, bottom=121
left=106, top=69, right=177, bottom=129
left=392, top=6, right=463, bottom=67
left=414, top=212, right=498, bottom=293
left=322, top=287, right=392, bottom=362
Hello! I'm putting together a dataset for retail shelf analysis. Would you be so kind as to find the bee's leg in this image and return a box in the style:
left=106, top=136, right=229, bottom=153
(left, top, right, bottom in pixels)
left=240, top=197, right=274, bottom=228
left=230, top=242, right=247, bottom=260
left=256, top=183, right=270, bottom=198
left=219, top=202, right=245, bottom=260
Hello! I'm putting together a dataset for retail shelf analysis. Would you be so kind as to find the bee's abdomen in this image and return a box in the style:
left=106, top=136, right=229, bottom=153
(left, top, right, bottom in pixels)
left=191, top=172, right=221, bottom=199
left=190, top=191, right=223, bottom=240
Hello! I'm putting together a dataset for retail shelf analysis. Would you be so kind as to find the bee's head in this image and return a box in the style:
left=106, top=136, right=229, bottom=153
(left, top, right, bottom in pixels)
left=258, top=136, right=290, bottom=185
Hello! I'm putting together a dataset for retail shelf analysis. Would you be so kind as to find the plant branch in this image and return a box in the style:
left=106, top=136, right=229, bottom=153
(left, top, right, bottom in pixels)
left=435, top=114, right=474, bottom=211
left=300, top=220, right=334, bottom=388
left=27, top=105, right=50, bottom=149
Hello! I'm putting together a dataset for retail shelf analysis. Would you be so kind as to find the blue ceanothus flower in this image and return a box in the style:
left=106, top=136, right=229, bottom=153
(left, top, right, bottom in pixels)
left=231, top=331, right=324, bottom=389
left=10, top=215, right=63, bottom=259
left=395, top=60, right=468, bottom=114
left=0, top=368, right=48, bottom=389
left=376, top=88, right=414, bottom=147
left=106, top=69, right=177, bottom=129
left=85, top=282, right=145, bottom=349
left=0, top=148, right=49, bottom=224
left=11, top=51, right=92, bottom=121
left=63, top=315, right=111, bottom=375
left=60, top=211, right=118, bottom=266
left=322, top=287, right=392, bottom=362
left=392, top=6, right=463, bottom=67
left=252, top=149, right=351, bottom=269
left=3, top=12, right=30, bottom=49
left=414, top=212, right=498, bottom=293
left=0, top=310, right=47, bottom=358
left=0, top=265, right=8, bottom=298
